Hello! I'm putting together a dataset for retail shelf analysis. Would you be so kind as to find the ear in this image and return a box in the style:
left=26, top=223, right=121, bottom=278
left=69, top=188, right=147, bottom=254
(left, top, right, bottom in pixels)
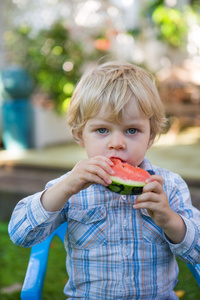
left=147, top=138, right=154, bottom=149
left=76, top=132, right=85, bottom=148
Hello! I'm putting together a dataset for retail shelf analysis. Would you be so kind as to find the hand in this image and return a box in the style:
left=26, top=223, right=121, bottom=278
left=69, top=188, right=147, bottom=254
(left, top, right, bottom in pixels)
left=41, top=156, right=114, bottom=212
left=133, top=175, right=186, bottom=244
left=133, top=175, right=171, bottom=228
left=66, top=156, right=114, bottom=197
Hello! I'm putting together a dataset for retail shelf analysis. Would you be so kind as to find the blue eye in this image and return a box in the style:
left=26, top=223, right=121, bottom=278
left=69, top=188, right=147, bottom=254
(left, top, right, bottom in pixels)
left=127, top=128, right=137, bottom=135
left=97, top=128, right=108, bottom=134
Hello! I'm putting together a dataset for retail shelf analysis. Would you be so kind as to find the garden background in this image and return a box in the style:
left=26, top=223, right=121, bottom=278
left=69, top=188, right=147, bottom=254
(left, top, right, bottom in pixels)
left=0, top=0, right=200, bottom=299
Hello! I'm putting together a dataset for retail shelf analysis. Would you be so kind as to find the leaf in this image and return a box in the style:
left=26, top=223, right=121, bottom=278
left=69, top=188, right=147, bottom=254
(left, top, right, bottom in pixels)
left=175, top=290, right=186, bottom=298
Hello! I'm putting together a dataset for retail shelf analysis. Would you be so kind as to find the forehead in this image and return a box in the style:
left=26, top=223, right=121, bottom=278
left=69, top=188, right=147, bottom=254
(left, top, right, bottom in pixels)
left=91, top=98, right=145, bottom=124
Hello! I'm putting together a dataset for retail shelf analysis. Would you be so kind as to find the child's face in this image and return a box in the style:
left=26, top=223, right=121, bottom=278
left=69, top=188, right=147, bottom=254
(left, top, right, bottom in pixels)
left=78, top=98, right=154, bottom=167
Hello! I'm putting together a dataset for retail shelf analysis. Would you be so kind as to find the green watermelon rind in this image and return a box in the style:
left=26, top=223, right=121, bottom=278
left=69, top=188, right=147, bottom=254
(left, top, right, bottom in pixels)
left=109, top=176, right=146, bottom=186
left=107, top=176, right=146, bottom=195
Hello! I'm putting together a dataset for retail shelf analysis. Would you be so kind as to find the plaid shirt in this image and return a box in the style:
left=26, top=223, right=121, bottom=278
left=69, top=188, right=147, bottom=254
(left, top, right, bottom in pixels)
left=9, top=158, right=200, bottom=299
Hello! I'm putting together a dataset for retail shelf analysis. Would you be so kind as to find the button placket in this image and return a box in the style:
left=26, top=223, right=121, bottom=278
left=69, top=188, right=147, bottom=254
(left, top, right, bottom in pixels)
left=125, top=276, right=130, bottom=285
left=121, top=195, right=126, bottom=201
left=124, top=245, right=130, bottom=256
left=123, top=219, right=128, bottom=227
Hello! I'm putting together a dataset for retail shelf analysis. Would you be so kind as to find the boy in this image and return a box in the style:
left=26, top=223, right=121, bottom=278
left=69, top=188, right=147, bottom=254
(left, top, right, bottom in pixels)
left=9, top=61, right=200, bottom=299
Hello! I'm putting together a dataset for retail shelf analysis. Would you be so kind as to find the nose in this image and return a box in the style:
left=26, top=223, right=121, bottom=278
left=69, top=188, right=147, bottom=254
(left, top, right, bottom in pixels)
left=108, top=132, right=126, bottom=150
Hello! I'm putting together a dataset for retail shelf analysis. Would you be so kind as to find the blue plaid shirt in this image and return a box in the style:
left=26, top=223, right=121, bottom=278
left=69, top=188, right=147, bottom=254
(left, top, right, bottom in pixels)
left=9, top=158, right=200, bottom=299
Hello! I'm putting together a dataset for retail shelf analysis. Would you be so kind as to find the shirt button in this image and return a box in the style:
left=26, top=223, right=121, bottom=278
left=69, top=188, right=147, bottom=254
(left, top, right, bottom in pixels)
left=124, top=245, right=130, bottom=256
left=125, top=277, right=130, bottom=285
left=83, top=215, right=89, bottom=222
left=123, top=219, right=128, bottom=227
left=121, top=195, right=126, bottom=201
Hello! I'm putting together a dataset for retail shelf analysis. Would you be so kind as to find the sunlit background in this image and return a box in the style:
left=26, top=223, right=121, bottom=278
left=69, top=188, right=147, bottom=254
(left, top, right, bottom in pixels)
left=0, top=0, right=199, bottom=154
left=0, top=0, right=199, bottom=168
left=0, top=0, right=200, bottom=118
left=0, top=1, right=200, bottom=299
left=0, top=0, right=199, bottom=167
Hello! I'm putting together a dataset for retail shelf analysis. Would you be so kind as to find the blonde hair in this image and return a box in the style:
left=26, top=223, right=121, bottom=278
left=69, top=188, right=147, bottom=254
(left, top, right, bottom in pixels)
left=67, top=61, right=167, bottom=141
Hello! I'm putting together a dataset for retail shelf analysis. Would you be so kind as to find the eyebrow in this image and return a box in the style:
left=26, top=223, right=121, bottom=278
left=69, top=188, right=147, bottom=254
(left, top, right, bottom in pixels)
left=88, top=120, right=109, bottom=128
left=88, top=118, right=145, bottom=129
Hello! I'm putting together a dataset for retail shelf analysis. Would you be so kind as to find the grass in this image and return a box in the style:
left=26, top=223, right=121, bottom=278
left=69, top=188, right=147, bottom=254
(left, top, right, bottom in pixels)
left=0, top=222, right=67, bottom=300
left=1, top=221, right=200, bottom=299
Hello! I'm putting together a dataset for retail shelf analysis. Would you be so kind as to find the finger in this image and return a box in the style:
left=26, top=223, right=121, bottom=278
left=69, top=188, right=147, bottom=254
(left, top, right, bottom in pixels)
left=86, top=165, right=112, bottom=185
left=100, top=156, right=114, bottom=166
left=135, top=191, right=158, bottom=204
left=133, top=200, right=156, bottom=211
left=146, top=175, right=163, bottom=186
left=84, top=173, right=111, bottom=187
left=143, top=180, right=163, bottom=194
left=73, top=157, right=114, bottom=186
left=91, top=155, right=114, bottom=166
left=88, top=157, right=114, bottom=176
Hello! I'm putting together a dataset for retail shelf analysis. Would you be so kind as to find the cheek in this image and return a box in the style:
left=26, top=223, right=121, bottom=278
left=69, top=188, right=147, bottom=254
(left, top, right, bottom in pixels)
left=128, top=139, right=149, bottom=165
left=85, top=140, right=106, bottom=157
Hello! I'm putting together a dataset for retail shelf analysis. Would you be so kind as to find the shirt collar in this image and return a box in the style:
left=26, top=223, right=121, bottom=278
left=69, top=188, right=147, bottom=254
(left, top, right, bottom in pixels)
left=140, top=158, right=155, bottom=175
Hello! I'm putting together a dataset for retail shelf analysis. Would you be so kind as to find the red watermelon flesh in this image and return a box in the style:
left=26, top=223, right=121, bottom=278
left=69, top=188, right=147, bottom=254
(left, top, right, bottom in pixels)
left=107, top=158, right=150, bottom=195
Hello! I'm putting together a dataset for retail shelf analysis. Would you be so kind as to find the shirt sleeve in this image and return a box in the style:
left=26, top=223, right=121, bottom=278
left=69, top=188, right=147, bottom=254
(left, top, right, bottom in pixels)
left=164, top=174, right=200, bottom=264
left=8, top=174, right=68, bottom=248
left=167, top=215, right=200, bottom=264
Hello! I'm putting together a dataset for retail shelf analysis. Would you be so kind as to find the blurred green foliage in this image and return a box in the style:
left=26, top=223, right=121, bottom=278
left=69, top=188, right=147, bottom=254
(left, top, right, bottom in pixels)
left=152, top=6, right=187, bottom=47
left=3, top=1, right=200, bottom=114
left=4, top=21, right=109, bottom=113
left=144, top=0, right=200, bottom=48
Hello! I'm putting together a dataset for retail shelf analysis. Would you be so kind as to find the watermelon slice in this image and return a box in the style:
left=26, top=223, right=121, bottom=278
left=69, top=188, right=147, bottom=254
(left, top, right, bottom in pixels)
left=107, top=158, right=150, bottom=195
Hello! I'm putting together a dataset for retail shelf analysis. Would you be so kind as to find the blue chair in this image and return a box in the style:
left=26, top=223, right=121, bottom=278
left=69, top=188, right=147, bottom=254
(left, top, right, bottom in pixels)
left=21, top=221, right=200, bottom=299
left=21, top=222, right=68, bottom=300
